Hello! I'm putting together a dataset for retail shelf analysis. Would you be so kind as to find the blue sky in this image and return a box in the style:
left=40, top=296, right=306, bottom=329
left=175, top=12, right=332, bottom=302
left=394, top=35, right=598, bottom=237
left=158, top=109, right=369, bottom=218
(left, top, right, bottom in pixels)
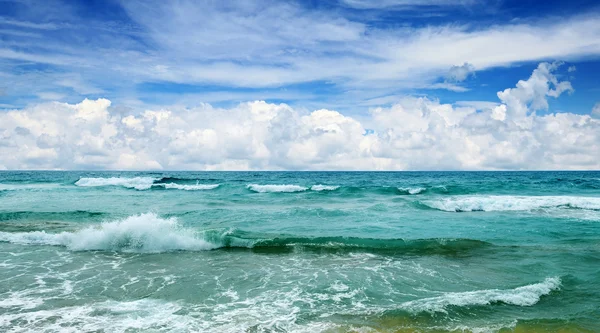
left=1, top=0, right=600, bottom=170
left=1, top=0, right=599, bottom=113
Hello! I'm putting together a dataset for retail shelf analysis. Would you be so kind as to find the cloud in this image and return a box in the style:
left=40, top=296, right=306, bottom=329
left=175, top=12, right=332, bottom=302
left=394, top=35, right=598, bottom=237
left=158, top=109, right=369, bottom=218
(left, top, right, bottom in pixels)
left=1, top=0, right=599, bottom=106
left=427, top=82, right=470, bottom=92
left=339, top=0, right=476, bottom=9
left=592, top=102, right=600, bottom=118
left=0, top=62, right=598, bottom=171
left=446, top=63, right=475, bottom=82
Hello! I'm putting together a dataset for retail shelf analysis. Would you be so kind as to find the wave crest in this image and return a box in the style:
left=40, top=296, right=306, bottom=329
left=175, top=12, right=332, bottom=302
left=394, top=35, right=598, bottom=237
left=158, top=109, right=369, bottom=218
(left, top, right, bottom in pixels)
left=75, top=177, right=157, bottom=190
left=247, top=184, right=308, bottom=193
left=310, top=185, right=340, bottom=191
left=401, top=277, right=561, bottom=313
left=398, top=187, right=426, bottom=195
left=421, top=195, right=600, bottom=212
left=75, top=177, right=219, bottom=191
left=0, top=214, right=491, bottom=255
left=0, top=213, right=216, bottom=252
left=157, top=183, right=219, bottom=191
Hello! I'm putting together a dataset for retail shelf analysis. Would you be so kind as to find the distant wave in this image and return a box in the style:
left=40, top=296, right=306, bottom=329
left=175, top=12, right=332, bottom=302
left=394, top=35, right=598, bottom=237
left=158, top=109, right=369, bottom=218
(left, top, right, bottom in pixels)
left=0, top=183, right=62, bottom=191
left=421, top=195, right=600, bottom=212
left=154, top=183, right=220, bottom=191
left=74, top=177, right=219, bottom=191
left=247, top=184, right=340, bottom=193
left=75, top=177, right=157, bottom=190
left=398, top=187, right=426, bottom=195
left=400, top=277, right=561, bottom=313
left=0, top=213, right=491, bottom=255
left=310, top=185, right=340, bottom=191
left=247, top=184, right=308, bottom=193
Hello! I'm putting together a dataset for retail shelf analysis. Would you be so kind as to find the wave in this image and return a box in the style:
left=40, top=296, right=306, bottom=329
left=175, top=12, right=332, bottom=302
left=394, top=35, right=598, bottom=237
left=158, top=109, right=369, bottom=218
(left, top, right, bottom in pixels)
left=0, top=213, right=216, bottom=252
left=400, top=277, right=560, bottom=313
left=398, top=187, right=426, bottom=195
left=310, top=185, right=340, bottom=191
left=0, top=183, right=62, bottom=191
left=247, top=184, right=308, bottom=193
left=421, top=195, right=600, bottom=212
left=75, top=177, right=158, bottom=190
left=75, top=177, right=219, bottom=191
left=155, top=183, right=220, bottom=191
left=0, top=213, right=491, bottom=255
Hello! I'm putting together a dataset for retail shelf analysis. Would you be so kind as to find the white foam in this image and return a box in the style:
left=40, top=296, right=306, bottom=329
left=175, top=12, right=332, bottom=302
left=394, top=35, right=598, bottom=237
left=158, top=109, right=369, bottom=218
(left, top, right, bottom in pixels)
left=0, top=213, right=218, bottom=253
left=423, top=195, right=600, bottom=212
left=247, top=184, right=308, bottom=193
left=398, top=187, right=426, bottom=195
left=157, top=182, right=220, bottom=191
left=401, top=277, right=560, bottom=313
left=0, top=183, right=61, bottom=191
left=75, top=177, right=157, bottom=190
left=311, top=185, right=340, bottom=191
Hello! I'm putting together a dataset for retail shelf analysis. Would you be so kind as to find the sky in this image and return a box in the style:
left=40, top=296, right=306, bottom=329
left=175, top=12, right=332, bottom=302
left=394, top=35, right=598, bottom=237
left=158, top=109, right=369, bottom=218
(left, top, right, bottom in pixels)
left=0, top=0, right=599, bottom=170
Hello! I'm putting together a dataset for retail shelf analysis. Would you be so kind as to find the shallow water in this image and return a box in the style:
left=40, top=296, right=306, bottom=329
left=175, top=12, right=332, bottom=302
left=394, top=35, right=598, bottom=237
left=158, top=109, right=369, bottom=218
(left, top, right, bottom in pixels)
left=0, top=171, right=599, bottom=332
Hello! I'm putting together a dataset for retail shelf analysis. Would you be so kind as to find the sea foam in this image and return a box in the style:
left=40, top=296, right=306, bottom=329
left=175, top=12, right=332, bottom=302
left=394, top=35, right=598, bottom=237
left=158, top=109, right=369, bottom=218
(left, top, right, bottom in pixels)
left=310, top=185, right=340, bottom=191
left=423, top=195, right=600, bottom=212
left=156, top=183, right=220, bottom=191
left=247, top=184, right=308, bottom=193
left=0, top=213, right=217, bottom=252
left=398, top=187, right=426, bottom=195
left=401, top=277, right=560, bottom=313
left=74, top=177, right=219, bottom=191
left=75, top=177, right=157, bottom=190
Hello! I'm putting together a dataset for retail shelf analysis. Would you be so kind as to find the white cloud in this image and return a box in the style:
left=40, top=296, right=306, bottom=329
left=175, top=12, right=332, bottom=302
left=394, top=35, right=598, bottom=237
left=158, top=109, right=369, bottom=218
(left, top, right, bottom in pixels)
left=446, top=63, right=475, bottom=82
left=0, top=62, right=598, bottom=170
left=592, top=102, right=600, bottom=118
left=1, top=1, right=599, bottom=105
left=340, top=0, right=477, bottom=9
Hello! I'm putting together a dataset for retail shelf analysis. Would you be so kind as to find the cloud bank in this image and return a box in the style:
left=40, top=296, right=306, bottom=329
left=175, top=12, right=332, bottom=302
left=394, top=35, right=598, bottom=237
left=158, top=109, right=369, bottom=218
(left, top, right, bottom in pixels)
left=0, top=63, right=598, bottom=170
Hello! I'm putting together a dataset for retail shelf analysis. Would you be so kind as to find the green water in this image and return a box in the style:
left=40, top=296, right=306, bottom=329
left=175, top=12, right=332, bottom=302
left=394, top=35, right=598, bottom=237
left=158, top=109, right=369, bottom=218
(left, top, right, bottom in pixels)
left=0, top=171, right=599, bottom=332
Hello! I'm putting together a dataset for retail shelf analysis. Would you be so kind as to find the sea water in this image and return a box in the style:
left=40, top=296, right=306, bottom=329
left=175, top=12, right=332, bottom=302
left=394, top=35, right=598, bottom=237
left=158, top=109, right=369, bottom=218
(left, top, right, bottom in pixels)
left=0, top=171, right=599, bottom=332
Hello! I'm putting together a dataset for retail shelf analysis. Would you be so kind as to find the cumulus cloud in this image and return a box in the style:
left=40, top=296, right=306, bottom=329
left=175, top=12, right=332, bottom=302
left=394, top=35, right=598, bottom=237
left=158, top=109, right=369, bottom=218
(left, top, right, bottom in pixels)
left=0, top=62, right=598, bottom=170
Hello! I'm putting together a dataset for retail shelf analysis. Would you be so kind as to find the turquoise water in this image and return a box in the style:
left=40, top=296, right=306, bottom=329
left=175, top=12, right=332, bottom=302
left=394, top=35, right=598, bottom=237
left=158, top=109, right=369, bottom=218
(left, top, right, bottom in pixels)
left=0, top=171, right=599, bottom=332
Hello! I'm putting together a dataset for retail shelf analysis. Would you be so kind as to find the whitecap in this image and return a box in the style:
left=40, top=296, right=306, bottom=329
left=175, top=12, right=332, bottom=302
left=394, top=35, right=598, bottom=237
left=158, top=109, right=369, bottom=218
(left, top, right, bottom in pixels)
left=398, top=187, right=426, bottom=195
left=247, top=184, right=308, bottom=193
left=423, top=195, right=600, bottom=212
left=156, top=183, right=220, bottom=191
left=401, top=277, right=560, bottom=313
left=310, top=185, right=340, bottom=191
left=75, top=177, right=158, bottom=190
left=0, top=213, right=218, bottom=253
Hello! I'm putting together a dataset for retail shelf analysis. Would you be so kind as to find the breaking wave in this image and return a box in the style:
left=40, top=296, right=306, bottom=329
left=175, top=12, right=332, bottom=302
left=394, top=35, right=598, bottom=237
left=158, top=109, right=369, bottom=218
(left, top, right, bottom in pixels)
left=155, top=183, right=220, bottom=191
left=247, top=184, right=340, bottom=193
left=75, top=177, right=158, bottom=190
left=310, top=185, right=340, bottom=191
left=0, top=213, right=216, bottom=252
left=0, top=213, right=491, bottom=255
left=74, top=177, right=219, bottom=191
left=247, top=184, right=308, bottom=193
left=421, top=195, right=600, bottom=212
left=398, top=187, right=426, bottom=195
left=400, top=277, right=561, bottom=313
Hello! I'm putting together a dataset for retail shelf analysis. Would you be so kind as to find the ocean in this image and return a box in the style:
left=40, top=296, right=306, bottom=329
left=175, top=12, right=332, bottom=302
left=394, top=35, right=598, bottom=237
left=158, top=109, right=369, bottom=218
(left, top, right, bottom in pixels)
left=0, top=171, right=599, bottom=332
